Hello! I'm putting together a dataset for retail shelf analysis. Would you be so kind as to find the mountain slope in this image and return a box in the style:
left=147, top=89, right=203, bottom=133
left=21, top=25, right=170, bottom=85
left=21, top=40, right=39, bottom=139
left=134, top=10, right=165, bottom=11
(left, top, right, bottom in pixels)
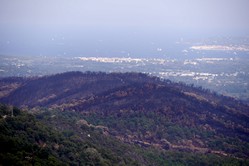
left=0, top=104, right=155, bottom=165
left=66, top=82, right=249, bottom=158
left=0, top=72, right=159, bottom=107
left=0, top=71, right=249, bottom=160
left=1, top=104, right=248, bottom=166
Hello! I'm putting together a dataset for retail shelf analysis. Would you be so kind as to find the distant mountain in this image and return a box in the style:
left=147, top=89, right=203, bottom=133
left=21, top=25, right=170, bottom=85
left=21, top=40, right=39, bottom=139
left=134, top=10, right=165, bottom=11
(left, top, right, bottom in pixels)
left=0, top=71, right=249, bottom=164
left=0, top=72, right=159, bottom=107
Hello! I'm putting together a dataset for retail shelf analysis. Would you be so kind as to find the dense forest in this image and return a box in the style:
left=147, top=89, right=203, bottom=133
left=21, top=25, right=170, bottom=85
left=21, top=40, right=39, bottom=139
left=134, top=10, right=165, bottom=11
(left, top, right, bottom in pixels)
left=1, top=104, right=249, bottom=166
left=0, top=71, right=249, bottom=165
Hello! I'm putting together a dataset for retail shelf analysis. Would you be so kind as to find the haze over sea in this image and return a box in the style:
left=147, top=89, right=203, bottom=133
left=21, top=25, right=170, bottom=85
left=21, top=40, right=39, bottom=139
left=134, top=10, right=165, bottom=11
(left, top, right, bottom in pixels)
left=0, top=0, right=249, bottom=59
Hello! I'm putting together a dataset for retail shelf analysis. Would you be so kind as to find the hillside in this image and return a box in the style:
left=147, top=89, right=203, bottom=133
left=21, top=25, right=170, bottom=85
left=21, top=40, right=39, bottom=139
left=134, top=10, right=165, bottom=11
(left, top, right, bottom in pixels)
left=0, top=104, right=157, bottom=165
left=1, top=104, right=249, bottom=166
left=0, top=72, right=159, bottom=107
left=0, top=71, right=249, bottom=164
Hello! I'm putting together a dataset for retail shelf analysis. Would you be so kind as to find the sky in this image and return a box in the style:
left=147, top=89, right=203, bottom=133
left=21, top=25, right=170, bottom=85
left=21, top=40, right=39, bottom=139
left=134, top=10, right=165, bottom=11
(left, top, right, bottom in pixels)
left=0, top=0, right=249, bottom=57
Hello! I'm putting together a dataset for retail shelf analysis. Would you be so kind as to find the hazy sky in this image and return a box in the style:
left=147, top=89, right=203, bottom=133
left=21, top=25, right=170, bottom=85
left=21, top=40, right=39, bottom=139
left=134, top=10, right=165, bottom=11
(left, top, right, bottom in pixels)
left=0, top=0, right=249, bottom=56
